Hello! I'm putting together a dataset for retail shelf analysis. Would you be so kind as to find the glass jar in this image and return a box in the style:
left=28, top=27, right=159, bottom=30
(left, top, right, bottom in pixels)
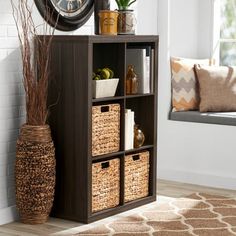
left=134, top=125, right=145, bottom=148
left=118, top=10, right=136, bottom=35
left=126, top=65, right=138, bottom=94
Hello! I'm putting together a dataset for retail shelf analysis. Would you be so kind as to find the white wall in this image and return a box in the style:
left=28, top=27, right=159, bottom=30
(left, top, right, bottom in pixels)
left=136, top=0, right=158, bottom=35
left=170, top=0, right=199, bottom=57
left=157, top=0, right=236, bottom=191
left=0, top=0, right=24, bottom=225
left=0, top=0, right=94, bottom=225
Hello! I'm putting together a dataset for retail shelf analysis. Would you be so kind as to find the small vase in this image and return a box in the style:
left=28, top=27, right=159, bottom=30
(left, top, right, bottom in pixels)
left=15, top=124, right=56, bottom=224
left=118, top=10, right=136, bottom=35
left=126, top=65, right=138, bottom=95
left=94, top=0, right=110, bottom=35
left=134, top=125, right=145, bottom=148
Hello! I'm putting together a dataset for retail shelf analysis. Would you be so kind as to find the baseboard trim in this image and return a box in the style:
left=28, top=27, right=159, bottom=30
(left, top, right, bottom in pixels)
left=158, top=168, right=236, bottom=190
left=0, top=205, right=19, bottom=225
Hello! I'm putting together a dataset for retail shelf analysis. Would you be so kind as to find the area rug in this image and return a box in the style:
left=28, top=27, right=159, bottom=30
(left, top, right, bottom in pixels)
left=77, top=193, right=236, bottom=236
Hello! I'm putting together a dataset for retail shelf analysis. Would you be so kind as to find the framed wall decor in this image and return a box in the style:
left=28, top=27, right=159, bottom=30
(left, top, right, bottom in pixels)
left=35, top=0, right=94, bottom=31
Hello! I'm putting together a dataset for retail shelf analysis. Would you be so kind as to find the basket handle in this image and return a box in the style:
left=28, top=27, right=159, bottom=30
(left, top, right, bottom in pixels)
left=132, top=154, right=140, bottom=161
left=101, top=106, right=110, bottom=113
left=101, top=161, right=110, bottom=169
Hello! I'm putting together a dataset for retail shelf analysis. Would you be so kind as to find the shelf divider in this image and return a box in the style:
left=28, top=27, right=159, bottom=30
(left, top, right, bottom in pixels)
left=125, top=145, right=154, bottom=154
left=125, top=93, right=155, bottom=99
left=92, top=96, right=125, bottom=103
left=92, top=151, right=125, bottom=162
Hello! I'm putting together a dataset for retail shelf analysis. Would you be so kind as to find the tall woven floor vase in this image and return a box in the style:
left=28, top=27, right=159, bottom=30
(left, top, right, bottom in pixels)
left=15, top=124, right=56, bottom=224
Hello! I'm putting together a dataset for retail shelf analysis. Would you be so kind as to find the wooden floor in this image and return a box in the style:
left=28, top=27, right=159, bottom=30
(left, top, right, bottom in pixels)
left=1, top=179, right=236, bottom=236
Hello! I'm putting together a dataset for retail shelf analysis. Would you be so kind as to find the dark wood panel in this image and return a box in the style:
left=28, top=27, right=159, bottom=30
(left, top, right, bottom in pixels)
left=48, top=38, right=90, bottom=221
left=92, top=96, right=125, bottom=103
left=88, top=196, right=156, bottom=223
left=125, top=145, right=154, bottom=154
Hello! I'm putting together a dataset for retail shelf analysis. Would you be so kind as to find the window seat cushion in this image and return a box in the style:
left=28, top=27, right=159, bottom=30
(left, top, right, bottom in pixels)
left=169, top=111, right=236, bottom=126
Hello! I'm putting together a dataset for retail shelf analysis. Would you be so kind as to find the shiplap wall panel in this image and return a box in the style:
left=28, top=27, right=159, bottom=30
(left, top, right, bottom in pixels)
left=0, top=0, right=94, bottom=224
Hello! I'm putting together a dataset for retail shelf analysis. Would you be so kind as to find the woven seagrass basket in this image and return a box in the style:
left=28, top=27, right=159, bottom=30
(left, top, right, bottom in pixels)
left=92, top=104, right=120, bottom=156
left=124, top=151, right=150, bottom=202
left=15, top=124, right=56, bottom=224
left=92, top=158, right=120, bottom=212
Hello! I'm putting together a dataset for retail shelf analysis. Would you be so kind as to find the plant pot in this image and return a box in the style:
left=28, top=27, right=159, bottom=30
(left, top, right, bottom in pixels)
left=93, top=78, right=119, bottom=98
left=118, top=10, right=136, bottom=35
left=15, top=124, right=56, bottom=224
left=98, top=10, right=119, bottom=35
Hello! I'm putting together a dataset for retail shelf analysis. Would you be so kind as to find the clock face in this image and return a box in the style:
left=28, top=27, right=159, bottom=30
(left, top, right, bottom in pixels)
left=50, top=0, right=90, bottom=17
left=34, top=0, right=94, bottom=31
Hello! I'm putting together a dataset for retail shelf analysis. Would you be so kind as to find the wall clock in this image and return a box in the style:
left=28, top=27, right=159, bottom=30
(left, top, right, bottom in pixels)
left=35, top=0, right=94, bottom=31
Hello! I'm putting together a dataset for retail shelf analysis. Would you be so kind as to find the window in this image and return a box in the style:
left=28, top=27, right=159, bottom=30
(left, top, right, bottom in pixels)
left=219, top=0, right=236, bottom=65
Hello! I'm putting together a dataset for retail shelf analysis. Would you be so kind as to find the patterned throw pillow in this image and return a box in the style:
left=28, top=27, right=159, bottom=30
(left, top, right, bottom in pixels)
left=171, top=57, right=213, bottom=112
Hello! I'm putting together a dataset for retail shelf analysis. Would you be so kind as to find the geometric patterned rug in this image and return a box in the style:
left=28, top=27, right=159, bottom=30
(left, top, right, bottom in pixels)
left=77, top=193, right=236, bottom=236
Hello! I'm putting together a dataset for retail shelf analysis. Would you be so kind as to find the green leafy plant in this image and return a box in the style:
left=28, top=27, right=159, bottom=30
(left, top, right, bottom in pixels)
left=93, top=68, right=114, bottom=80
left=115, top=0, right=136, bottom=10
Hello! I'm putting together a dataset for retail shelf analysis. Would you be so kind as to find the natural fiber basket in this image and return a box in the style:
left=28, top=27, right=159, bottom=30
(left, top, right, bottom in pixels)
left=92, top=104, right=120, bottom=156
left=92, top=158, right=120, bottom=212
left=15, top=124, right=56, bottom=224
left=124, top=151, right=150, bottom=202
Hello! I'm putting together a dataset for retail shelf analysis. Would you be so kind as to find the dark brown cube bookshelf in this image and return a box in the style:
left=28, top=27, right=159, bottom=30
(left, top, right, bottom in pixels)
left=47, top=35, right=159, bottom=223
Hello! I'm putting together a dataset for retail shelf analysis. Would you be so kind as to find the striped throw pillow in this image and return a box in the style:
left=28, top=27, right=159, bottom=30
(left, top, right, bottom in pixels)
left=171, top=57, right=213, bottom=112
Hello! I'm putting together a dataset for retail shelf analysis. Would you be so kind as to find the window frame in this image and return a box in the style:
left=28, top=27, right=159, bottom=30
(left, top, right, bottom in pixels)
left=212, top=0, right=236, bottom=66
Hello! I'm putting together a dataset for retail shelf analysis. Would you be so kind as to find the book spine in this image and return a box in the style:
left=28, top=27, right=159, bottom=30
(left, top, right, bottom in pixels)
left=150, top=49, right=155, bottom=93
left=145, top=55, right=150, bottom=93
left=125, top=109, right=135, bottom=150
left=125, top=109, right=129, bottom=150
left=130, top=111, right=134, bottom=149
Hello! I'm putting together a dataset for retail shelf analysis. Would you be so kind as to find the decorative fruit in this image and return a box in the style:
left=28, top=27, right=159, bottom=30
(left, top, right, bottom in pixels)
left=100, top=68, right=110, bottom=79
left=93, top=67, right=114, bottom=80
left=105, top=68, right=114, bottom=78
left=94, top=75, right=101, bottom=80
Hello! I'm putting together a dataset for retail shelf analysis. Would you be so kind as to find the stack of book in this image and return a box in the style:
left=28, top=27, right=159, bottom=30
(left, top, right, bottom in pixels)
left=126, top=46, right=155, bottom=94
left=125, top=109, right=134, bottom=150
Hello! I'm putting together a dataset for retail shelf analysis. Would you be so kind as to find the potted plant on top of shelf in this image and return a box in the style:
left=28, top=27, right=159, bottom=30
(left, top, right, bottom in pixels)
left=11, top=0, right=57, bottom=224
left=93, top=68, right=119, bottom=98
left=115, top=0, right=136, bottom=35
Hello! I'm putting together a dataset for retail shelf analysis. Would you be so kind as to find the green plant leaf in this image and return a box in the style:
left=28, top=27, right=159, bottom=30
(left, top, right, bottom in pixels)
left=128, top=0, right=136, bottom=6
left=124, top=0, right=130, bottom=7
left=115, top=0, right=122, bottom=9
left=120, top=0, right=125, bottom=6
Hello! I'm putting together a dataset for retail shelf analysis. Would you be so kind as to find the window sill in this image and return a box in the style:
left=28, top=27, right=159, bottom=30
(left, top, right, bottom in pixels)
left=169, top=111, right=236, bottom=126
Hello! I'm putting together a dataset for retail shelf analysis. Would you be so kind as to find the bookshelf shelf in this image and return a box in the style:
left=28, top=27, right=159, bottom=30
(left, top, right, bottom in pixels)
left=48, top=35, right=158, bottom=223
left=92, top=151, right=125, bottom=162
left=125, top=93, right=155, bottom=99
left=92, top=96, right=125, bottom=103
left=125, top=145, right=154, bottom=154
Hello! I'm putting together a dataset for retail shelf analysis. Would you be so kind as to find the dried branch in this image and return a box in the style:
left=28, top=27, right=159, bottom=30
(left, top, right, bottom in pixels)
left=11, top=0, right=57, bottom=125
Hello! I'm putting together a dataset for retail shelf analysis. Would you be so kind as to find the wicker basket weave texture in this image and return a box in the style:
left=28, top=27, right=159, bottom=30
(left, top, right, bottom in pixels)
left=92, top=158, right=120, bottom=212
left=92, top=104, right=120, bottom=156
left=124, top=151, right=150, bottom=202
left=15, top=124, right=56, bottom=224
